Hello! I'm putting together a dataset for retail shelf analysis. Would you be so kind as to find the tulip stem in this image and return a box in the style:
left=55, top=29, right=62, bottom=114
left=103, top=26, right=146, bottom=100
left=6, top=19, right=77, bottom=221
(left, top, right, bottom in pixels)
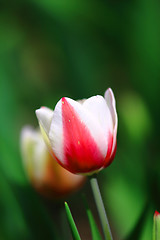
left=90, top=176, right=113, bottom=240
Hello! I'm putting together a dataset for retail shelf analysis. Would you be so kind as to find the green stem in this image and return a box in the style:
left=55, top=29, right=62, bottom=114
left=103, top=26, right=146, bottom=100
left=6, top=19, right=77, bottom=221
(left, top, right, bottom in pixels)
left=90, top=176, right=113, bottom=240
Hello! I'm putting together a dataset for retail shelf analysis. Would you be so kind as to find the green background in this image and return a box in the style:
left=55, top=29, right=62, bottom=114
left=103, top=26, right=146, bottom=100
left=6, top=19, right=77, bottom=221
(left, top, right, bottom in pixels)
left=0, top=0, right=160, bottom=239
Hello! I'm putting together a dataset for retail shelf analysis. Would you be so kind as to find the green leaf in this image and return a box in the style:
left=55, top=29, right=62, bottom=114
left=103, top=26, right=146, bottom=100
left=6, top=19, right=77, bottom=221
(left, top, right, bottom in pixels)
left=0, top=174, right=29, bottom=240
left=125, top=203, right=149, bottom=240
left=82, top=195, right=102, bottom=240
left=64, top=202, right=81, bottom=240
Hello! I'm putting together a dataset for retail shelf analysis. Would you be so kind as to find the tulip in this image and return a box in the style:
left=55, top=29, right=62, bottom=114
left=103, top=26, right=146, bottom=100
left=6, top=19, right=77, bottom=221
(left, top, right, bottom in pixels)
left=36, top=88, right=117, bottom=175
left=153, top=211, right=160, bottom=240
left=20, top=126, right=85, bottom=198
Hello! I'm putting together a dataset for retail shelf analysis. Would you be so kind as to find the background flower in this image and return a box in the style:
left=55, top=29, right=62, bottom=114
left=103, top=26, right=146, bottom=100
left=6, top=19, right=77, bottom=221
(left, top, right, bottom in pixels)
left=21, top=126, right=86, bottom=198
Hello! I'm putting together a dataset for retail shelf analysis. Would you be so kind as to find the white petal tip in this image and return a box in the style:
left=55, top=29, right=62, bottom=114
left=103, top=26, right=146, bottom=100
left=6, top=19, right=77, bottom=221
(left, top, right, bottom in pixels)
left=35, top=107, right=46, bottom=120
left=105, top=88, right=116, bottom=105
left=105, top=88, right=114, bottom=97
left=21, top=126, right=34, bottom=140
left=35, top=107, right=54, bottom=135
left=35, top=108, right=41, bottom=119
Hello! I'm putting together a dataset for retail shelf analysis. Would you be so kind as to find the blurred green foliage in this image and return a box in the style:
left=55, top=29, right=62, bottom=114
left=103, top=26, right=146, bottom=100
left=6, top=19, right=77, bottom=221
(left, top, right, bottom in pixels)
left=0, top=0, right=160, bottom=239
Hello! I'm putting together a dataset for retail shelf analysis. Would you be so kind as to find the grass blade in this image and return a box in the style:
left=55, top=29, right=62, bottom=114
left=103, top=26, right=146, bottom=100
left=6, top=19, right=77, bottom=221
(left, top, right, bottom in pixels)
left=83, top=195, right=102, bottom=240
left=64, top=202, right=81, bottom=240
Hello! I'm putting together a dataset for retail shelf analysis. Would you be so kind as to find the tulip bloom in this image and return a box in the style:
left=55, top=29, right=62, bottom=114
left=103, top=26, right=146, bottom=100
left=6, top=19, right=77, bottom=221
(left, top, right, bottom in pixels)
left=36, top=88, right=117, bottom=175
left=20, top=126, right=85, bottom=198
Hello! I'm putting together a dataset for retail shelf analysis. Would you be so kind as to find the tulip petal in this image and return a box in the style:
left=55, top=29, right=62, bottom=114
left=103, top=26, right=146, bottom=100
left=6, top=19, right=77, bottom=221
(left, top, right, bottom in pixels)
left=105, top=88, right=118, bottom=156
left=49, top=97, right=106, bottom=173
left=49, top=100, right=64, bottom=165
left=105, top=89, right=117, bottom=128
left=104, top=142, right=117, bottom=168
left=21, top=126, right=47, bottom=180
left=36, top=107, right=53, bottom=135
left=83, top=95, right=113, bottom=142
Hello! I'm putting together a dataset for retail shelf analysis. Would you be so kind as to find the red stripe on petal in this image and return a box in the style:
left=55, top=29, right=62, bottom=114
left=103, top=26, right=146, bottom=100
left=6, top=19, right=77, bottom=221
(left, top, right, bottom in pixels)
left=104, top=133, right=116, bottom=168
left=62, top=98, right=104, bottom=174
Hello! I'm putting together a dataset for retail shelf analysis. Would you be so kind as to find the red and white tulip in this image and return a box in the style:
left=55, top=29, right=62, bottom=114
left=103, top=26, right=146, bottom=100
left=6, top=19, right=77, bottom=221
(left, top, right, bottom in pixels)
left=36, top=88, right=118, bottom=175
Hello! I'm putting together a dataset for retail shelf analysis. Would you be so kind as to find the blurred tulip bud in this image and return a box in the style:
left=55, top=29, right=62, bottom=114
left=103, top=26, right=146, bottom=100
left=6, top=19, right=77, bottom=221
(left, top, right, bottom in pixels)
left=36, top=88, right=118, bottom=175
left=20, top=126, right=86, bottom=198
left=153, top=211, right=160, bottom=240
